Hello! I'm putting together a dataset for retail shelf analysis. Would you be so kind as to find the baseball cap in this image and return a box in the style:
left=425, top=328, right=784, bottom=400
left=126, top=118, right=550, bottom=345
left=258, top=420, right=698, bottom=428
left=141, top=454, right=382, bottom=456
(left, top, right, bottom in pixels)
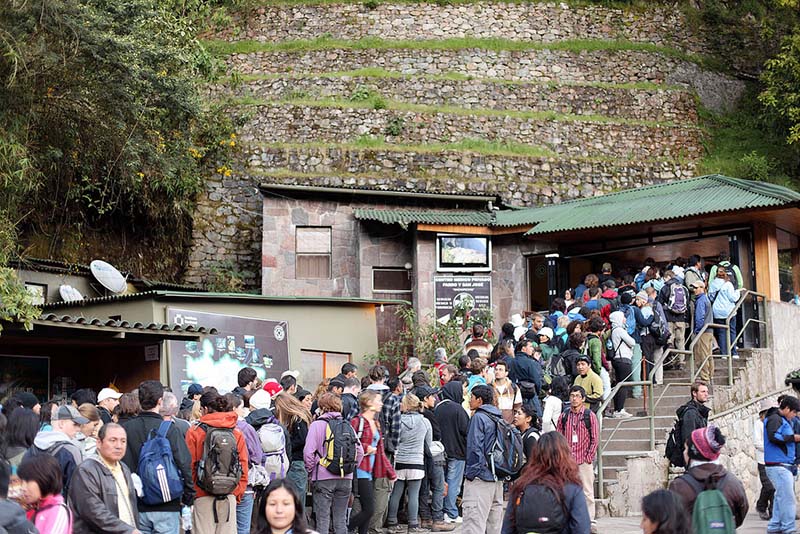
left=12, top=392, right=40, bottom=410
left=601, top=262, right=612, bottom=272
left=54, top=405, right=89, bottom=425
left=413, top=385, right=436, bottom=399
left=689, top=280, right=706, bottom=289
left=97, top=387, right=122, bottom=403
left=262, top=380, right=283, bottom=397
left=281, top=370, right=300, bottom=380
left=187, top=383, right=203, bottom=396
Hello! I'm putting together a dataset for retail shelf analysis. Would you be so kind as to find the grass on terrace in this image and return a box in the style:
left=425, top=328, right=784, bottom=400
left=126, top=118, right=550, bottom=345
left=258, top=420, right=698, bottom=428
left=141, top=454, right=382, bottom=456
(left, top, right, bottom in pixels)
left=224, top=94, right=693, bottom=129
left=206, top=36, right=713, bottom=66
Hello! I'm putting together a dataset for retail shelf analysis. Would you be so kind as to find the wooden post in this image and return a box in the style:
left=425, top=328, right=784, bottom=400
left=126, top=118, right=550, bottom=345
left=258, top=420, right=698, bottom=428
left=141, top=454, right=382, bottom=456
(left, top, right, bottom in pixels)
left=792, top=248, right=800, bottom=297
left=753, top=222, right=780, bottom=301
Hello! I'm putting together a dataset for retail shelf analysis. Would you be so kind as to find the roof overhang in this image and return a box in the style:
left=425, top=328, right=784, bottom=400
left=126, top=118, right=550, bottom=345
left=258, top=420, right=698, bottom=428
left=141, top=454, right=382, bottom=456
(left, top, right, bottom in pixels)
left=260, top=183, right=497, bottom=203
left=415, top=223, right=533, bottom=235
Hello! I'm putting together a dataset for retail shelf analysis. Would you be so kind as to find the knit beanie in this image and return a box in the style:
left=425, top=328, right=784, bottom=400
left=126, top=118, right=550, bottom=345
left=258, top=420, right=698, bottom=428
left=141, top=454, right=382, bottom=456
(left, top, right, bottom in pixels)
left=690, top=425, right=724, bottom=461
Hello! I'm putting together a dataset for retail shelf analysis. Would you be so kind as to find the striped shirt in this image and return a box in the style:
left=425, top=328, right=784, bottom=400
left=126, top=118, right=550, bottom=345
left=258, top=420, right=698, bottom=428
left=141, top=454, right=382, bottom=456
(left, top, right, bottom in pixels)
left=556, top=407, right=599, bottom=465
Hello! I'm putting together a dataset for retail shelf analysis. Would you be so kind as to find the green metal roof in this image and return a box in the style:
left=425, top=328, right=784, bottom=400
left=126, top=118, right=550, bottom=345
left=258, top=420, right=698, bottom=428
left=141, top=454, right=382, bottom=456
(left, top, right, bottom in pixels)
left=354, top=209, right=493, bottom=227
left=522, top=175, right=800, bottom=236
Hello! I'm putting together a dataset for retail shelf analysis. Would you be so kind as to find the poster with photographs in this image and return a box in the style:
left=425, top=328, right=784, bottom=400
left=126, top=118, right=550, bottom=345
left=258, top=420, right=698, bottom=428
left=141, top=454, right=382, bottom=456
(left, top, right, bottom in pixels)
left=167, top=308, right=289, bottom=395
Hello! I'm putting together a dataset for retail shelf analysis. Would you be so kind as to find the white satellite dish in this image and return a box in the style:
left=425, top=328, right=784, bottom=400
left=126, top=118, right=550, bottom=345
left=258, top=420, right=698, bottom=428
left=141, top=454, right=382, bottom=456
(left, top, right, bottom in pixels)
left=59, top=285, right=84, bottom=302
left=90, top=260, right=127, bottom=294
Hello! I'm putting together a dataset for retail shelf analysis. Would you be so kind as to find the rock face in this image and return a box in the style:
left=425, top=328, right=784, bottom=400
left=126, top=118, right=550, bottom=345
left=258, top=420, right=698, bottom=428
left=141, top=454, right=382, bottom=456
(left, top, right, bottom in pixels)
left=188, top=1, right=742, bottom=289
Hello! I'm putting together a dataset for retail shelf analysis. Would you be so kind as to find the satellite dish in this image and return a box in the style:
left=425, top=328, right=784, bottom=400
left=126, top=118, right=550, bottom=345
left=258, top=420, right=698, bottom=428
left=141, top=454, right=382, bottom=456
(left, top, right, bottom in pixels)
left=59, top=285, right=84, bottom=302
left=90, top=260, right=127, bottom=294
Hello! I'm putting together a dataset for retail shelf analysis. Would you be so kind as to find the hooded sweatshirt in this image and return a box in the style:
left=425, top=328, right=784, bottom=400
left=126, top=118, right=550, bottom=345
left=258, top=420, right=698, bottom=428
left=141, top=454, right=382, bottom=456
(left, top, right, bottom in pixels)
left=609, top=311, right=636, bottom=360
left=434, top=381, right=470, bottom=460
left=394, top=412, right=432, bottom=469
left=29, top=430, right=83, bottom=497
left=0, top=499, right=38, bottom=534
left=185, top=411, right=249, bottom=501
left=27, top=494, right=70, bottom=534
left=303, top=412, right=365, bottom=482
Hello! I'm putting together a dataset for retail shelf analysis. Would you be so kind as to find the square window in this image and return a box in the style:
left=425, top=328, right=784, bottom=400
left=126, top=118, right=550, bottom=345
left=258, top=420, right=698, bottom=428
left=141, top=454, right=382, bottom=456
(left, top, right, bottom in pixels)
left=296, top=227, right=331, bottom=279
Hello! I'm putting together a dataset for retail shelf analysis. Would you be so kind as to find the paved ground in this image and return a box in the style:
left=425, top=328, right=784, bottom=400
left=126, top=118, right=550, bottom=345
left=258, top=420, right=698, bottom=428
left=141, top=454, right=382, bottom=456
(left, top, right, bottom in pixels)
left=595, top=512, right=769, bottom=534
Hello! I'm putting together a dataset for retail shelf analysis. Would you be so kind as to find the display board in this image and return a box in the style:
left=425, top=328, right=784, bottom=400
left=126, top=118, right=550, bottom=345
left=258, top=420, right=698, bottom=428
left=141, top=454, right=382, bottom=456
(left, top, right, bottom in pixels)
left=167, top=308, right=289, bottom=395
left=434, top=276, right=492, bottom=321
left=0, top=355, right=50, bottom=402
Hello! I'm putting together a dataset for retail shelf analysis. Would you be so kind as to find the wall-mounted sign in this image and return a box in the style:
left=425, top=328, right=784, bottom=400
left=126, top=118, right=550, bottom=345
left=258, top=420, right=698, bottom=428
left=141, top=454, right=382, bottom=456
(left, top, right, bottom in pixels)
left=0, top=355, right=50, bottom=402
left=167, top=308, right=289, bottom=395
left=434, top=276, right=492, bottom=322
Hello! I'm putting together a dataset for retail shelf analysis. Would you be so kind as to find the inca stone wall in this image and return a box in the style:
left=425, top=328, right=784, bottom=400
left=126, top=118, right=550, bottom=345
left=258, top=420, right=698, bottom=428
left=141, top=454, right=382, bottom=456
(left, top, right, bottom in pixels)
left=218, top=3, right=708, bottom=53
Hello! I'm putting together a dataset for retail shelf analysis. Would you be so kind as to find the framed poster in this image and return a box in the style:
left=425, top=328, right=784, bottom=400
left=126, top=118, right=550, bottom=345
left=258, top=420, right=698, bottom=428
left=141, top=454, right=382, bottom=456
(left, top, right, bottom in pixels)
left=434, top=276, right=492, bottom=322
left=167, top=308, right=289, bottom=395
left=0, top=355, right=49, bottom=402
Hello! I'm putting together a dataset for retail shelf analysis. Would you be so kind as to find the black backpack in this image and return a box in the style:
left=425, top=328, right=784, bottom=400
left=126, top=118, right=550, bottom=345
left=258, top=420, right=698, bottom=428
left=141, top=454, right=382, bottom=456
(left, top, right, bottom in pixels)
left=648, top=310, right=670, bottom=346
left=665, top=405, right=697, bottom=468
left=512, top=484, right=566, bottom=534
left=318, top=417, right=359, bottom=477
left=483, top=409, right=525, bottom=480
left=559, top=349, right=582, bottom=379
left=197, top=424, right=243, bottom=496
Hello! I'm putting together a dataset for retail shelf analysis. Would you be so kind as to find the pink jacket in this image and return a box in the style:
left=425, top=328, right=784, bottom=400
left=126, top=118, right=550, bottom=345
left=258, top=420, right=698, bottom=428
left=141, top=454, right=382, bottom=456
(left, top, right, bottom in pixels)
left=28, top=493, right=72, bottom=534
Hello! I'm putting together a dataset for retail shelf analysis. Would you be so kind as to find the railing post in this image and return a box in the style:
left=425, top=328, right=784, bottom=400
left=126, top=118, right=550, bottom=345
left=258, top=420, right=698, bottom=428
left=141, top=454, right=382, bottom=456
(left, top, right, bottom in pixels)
left=649, top=370, right=656, bottom=449
left=726, top=315, right=734, bottom=386
left=597, top=413, right=604, bottom=500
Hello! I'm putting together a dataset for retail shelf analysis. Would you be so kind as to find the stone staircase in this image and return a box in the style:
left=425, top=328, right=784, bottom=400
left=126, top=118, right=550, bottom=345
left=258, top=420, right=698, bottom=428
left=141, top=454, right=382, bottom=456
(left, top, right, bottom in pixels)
left=188, top=1, right=745, bottom=284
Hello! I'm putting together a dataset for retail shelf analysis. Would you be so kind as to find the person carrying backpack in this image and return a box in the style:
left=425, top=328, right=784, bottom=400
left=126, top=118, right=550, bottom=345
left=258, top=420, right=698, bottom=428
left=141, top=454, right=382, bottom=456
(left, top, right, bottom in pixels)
left=658, top=270, right=689, bottom=369
left=303, top=393, right=364, bottom=534
left=121, top=380, right=194, bottom=534
left=668, top=425, right=748, bottom=530
left=665, top=382, right=711, bottom=469
left=708, top=251, right=744, bottom=290
left=501, top=431, right=590, bottom=534
left=607, top=311, right=636, bottom=418
left=185, top=389, right=249, bottom=534
left=762, top=395, right=800, bottom=534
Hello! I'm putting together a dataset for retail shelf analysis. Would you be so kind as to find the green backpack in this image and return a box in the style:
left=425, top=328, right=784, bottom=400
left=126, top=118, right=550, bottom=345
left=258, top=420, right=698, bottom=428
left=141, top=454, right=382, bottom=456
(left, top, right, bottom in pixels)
left=683, top=473, right=735, bottom=534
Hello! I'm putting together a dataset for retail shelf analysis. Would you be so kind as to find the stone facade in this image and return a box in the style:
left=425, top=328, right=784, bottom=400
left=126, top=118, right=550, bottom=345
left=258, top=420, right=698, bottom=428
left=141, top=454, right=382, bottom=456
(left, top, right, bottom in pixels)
left=243, top=145, right=696, bottom=206
left=212, top=76, right=699, bottom=123
left=220, top=2, right=708, bottom=54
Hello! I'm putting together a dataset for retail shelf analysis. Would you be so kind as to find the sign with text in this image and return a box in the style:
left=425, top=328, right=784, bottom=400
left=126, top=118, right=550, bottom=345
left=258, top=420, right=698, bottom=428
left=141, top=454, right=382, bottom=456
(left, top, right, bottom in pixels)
left=434, top=276, right=492, bottom=322
left=167, top=308, right=289, bottom=395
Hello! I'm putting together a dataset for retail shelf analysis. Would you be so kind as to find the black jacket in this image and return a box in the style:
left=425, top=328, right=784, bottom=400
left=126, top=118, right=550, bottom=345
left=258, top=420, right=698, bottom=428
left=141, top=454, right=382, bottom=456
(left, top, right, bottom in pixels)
left=120, top=411, right=195, bottom=511
left=179, top=397, right=195, bottom=413
left=678, top=400, right=710, bottom=447
left=69, top=457, right=139, bottom=534
left=342, top=393, right=359, bottom=422
left=97, top=406, right=112, bottom=426
left=434, top=381, right=469, bottom=460
left=288, top=419, right=309, bottom=462
left=0, top=499, right=37, bottom=534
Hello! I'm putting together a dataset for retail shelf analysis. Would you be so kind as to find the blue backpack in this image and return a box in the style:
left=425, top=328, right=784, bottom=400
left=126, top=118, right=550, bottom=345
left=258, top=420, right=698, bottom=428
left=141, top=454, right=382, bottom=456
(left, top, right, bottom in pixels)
left=620, top=304, right=637, bottom=336
left=138, top=420, right=184, bottom=505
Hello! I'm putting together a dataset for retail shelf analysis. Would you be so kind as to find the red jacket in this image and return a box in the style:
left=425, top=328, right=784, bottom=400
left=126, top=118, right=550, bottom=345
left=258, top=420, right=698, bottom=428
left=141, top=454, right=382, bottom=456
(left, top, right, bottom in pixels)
left=351, top=415, right=396, bottom=480
left=186, top=412, right=249, bottom=502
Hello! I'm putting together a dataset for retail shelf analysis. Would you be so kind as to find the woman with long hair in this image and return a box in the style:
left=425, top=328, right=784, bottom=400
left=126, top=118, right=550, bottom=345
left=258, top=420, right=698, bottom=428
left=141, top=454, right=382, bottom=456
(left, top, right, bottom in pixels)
left=18, top=454, right=72, bottom=534
left=39, top=401, right=57, bottom=431
left=115, top=392, right=140, bottom=425
left=501, top=432, right=589, bottom=534
left=349, top=390, right=395, bottom=534
left=512, top=405, right=540, bottom=459
left=273, top=392, right=312, bottom=506
left=6, top=408, right=39, bottom=470
left=640, top=489, right=690, bottom=534
left=252, top=479, right=318, bottom=534
left=76, top=403, right=102, bottom=457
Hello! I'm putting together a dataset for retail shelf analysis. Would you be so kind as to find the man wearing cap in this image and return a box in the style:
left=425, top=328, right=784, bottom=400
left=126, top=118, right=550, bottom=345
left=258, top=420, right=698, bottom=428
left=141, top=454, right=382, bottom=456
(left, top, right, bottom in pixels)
left=669, top=425, right=748, bottom=527
left=573, top=355, right=603, bottom=412
left=599, top=263, right=614, bottom=285
left=690, top=280, right=715, bottom=382
left=26, top=404, right=87, bottom=496
left=180, top=383, right=203, bottom=413
left=97, top=388, right=122, bottom=425
left=754, top=398, right=778, bottom=520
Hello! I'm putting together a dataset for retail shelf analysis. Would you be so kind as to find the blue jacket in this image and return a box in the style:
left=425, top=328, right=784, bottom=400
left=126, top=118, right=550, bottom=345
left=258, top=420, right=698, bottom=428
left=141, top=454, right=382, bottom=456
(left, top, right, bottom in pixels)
left=501, top=482, right=590, bottom=534
left=764, top=410, right=796, bottom=465
left=510, top=354, right=541, bottom=392
left=693, top=293, right=712, bottom=335
left=465, top=405, right=503, bottom=482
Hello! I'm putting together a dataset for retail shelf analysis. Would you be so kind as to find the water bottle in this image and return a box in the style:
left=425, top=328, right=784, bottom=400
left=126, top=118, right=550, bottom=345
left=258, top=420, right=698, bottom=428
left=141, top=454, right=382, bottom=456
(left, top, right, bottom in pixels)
left=181, top=506, right=192, bottom=532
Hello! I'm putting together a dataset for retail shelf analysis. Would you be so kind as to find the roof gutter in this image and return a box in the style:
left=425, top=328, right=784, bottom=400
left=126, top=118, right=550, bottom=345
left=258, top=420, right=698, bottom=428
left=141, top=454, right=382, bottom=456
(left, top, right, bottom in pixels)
left=259, top=183, right=497, bottom=203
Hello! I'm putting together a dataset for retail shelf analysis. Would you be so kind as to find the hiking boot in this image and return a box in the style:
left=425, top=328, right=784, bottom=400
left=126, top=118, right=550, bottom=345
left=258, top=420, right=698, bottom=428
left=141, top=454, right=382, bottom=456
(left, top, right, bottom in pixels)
left=408, top=526, right=429, bottom=533
left=421, top=519, right=433, bottom=529
left=432, top=522, right=456, bottom=532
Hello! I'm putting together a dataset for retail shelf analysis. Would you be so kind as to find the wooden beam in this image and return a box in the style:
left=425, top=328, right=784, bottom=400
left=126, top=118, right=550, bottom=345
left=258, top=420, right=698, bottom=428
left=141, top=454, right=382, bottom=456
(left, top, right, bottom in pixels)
left=416, top=224, right=532, bottom=235
left=792, top=248, right=800, bottom=298
left=753, top=222, right=781, bottom=301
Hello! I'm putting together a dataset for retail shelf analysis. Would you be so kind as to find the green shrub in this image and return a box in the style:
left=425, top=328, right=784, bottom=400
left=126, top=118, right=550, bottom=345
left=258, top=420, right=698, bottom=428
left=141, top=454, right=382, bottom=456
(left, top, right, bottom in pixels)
left=385, top=116, right=405, bottom=136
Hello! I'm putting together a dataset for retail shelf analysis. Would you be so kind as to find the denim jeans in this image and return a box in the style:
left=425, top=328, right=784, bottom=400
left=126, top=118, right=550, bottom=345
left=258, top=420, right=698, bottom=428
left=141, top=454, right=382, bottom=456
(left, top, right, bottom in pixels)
left=236, top=491, right=254, bottom=534
left=714, top=316, right=738, bottom=356
left=286, top=460, right=308, bottom=511
left=631, top=344, right=643, bottom=397
left=419, top=464, right=445, bottom=521
left=313, top=478, right=352, bottom=534
left=766, top=465, right=796, bottom=534
left=444, top=459, right=465, bottom=520
left=138, top=510, right=180, bottom=534
left=388, top=478, right=422, bottom=527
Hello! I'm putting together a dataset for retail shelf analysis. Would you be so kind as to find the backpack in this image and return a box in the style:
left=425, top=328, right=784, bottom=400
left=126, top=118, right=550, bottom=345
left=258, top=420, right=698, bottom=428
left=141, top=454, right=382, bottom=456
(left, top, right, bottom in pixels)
left=647, top=309, right=670, bottom=346
left=604, top=329, right=623, bottom=360
left=512, top=484, right=567, bottom=534
left=559, top=409, right=594, bottom=448
left=620, top=304, right=637, bottom=336
left=258, top=416, right=289, bottom=482
left=717, top=261, right=741, bottom=290
left=667, top=282, right=688, bottom=314
left=484, top=409, right=525, bottom=479
left=317, top=417, right=359, bottom=477
left=664, top=418, right=685, bottom=467
left=197, top=424, right=243, bottom=496
left=683, top=473, right=735, bottom=534
left=138, top=420, right=184, bottom=505
left=559, top=349, right=582, bottom=379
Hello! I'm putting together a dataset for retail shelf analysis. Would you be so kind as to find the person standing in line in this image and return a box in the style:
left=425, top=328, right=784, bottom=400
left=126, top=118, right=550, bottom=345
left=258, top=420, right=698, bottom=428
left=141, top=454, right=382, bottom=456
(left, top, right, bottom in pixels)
left=512, top=405, right=540, bottom=460
left=465, top=323, right=493, bottom=360
left=763, top=395, right=800, bottom=534
left=227, top=393, right=262, bottom=534
left=251, top=479, right=319, bottom=534
left=556, top=386, right=599, bottom=534
left=461, top=385, right=504, bottom=534
left=608, top=311, right=636, bottom=419
left=17, top=455, right=72, bottom=534
left=69, top=423, right=141, bottom=534
left=380, top=377, right=404, bottom=459
left=415, top=386, right=452, bottom=532
left=232, top=368, right=259, bottom=399
left=492, top=361, right=521, bottom=423
left=658, top=270, right=689, bottom=368
left=540, top=383, right=563, bottom=433
left=97, top=388, right=122, bottom=426
left=754, top=399, right=777, bottom=520
left=435, top=379, right=469, bottom=524
left=690, top=280, right=715, bottom=382
left=272, top=393, right=311, bottom=509
left=639, top=490, right=690, bottom=534
left=26, top=405, right=87, bottom=497
left=708, top=267, right=741, bottom=357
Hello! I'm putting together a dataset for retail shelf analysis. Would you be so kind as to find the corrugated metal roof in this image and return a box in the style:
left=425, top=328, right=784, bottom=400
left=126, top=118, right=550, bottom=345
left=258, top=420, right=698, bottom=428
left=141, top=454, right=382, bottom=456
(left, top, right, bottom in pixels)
left=523, top=175, right=800, bottom=236
left=354, top=209, right=493, bottom=227
left=32, top=313, right=218, bottom=336
left=42, top=290, right=410, bottom=310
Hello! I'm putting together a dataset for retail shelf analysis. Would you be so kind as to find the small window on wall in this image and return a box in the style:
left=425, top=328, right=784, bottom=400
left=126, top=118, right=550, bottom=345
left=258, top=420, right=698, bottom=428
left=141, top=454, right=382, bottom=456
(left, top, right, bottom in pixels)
left=373, top=268, right=412, bottom=293
left=296, top=226, right=331, bottom=279
left=299, top=350, right=352, bottom=389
